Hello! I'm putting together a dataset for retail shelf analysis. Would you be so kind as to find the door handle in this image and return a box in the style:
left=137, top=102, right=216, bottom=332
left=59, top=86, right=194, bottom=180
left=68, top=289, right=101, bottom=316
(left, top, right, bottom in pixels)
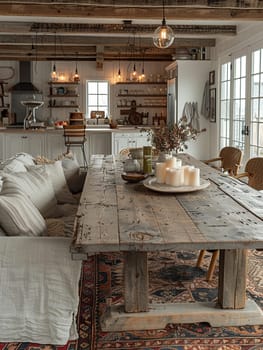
left=241, top=125, right=249, bottom=136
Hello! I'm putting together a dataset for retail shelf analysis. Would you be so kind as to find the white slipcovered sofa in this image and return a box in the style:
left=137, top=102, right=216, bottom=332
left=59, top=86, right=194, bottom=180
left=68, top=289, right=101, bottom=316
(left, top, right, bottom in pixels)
left=0, top=152, right=86, bottom=345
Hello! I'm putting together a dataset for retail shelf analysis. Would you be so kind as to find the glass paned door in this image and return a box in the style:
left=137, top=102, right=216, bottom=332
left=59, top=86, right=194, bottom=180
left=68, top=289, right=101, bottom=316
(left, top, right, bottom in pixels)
left=232, top=55, right=246, bottom=151
left=250, top=49, right=263, bottom=157
left=219, top=62, right=231, bottom=148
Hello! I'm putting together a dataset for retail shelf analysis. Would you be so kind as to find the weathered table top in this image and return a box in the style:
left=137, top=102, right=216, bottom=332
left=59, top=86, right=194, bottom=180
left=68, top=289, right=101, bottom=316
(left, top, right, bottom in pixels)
left=71, top=154, right=263, bottom=257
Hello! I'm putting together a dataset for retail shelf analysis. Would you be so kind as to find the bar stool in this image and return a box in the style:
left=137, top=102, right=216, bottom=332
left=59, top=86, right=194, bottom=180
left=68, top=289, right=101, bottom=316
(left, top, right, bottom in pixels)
left=63, top=125, right=88, bottom=169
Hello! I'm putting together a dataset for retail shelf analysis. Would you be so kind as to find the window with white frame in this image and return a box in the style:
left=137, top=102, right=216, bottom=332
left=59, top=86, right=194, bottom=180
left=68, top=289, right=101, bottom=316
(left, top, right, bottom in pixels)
left=86, top=80, right=109, bottom=119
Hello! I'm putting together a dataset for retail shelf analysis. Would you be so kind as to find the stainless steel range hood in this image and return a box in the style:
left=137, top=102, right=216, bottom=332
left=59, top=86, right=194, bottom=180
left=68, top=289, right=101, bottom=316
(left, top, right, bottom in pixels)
left=10, top=61, right=40, bottom=92
left=10, top=61, right=43, bottom=124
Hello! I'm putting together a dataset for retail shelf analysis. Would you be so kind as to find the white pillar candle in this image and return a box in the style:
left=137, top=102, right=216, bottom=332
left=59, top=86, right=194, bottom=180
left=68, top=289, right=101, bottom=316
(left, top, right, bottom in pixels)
left=165, top=156, right=178, bottom=169
left=175, top=158, right=182, bottom=168
left=182, top=165, right=195, bottom=186
left=188, top=167, right=200, bottom=187
left=155, top=162, right=167, bottom=184
left=166, top=168, right=184, bottom=187
left=165, top=167, right=172, bottom=185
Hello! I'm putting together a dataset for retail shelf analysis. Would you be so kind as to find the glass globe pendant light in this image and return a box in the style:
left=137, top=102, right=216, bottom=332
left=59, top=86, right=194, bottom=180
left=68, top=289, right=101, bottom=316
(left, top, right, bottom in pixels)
left=153, top=0, right=174, bottom=49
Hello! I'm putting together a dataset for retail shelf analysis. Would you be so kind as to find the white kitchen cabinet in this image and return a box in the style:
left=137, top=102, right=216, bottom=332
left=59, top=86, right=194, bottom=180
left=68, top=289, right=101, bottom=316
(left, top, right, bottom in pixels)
left=112, top=131, right=150, bottom=155
left=46, top=132, right=65, bottom=160
left=87, top=132, right=111, bottom=161
left=3, top=132, right=46, bottom=160
left=46, top=131, right=111, bottom=166
left=46, top=131, right=87, bottom=165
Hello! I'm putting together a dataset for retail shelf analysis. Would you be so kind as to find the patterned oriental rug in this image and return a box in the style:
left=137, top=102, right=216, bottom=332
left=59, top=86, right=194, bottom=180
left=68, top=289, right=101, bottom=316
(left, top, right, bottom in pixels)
left=1, top=250, right=263, bottom=350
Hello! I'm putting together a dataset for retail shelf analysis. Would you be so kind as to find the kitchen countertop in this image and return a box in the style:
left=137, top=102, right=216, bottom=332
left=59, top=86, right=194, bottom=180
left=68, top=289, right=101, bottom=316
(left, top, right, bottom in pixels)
left=0, top=125, right=151, bottom=133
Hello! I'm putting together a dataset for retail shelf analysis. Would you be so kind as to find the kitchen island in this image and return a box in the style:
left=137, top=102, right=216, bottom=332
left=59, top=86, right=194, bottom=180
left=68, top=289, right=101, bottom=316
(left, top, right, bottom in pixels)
left=0, top=126, right=151, bottom=165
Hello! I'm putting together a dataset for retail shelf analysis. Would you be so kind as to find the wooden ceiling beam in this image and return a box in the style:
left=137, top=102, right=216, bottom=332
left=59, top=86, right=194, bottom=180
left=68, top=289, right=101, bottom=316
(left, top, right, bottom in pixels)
left=0, top=3, right=263, bottom=20
left=0, top=34, right=216, bottom=47
left=0, top=1, right=261, bottom=8
left=0, top=22, right=236, bottom=36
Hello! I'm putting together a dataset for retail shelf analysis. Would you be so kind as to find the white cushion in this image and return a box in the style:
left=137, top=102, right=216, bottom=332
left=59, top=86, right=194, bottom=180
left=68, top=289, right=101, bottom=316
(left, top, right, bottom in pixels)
left=57, top=153, right=86, bottom=193
left=0, top=227, right=6, bottom=236
left=0, top=158, right=27, bottom=173
left=0, top=153, right=35, bottom=173
left=31, top=161, right=77, bottom=204
left=1, top=167, right=59, bottom=219
left=0, top=174, right=3, bottom=192
left=15, top=152, right=35, bottom=166
left=0, top=192, right=47, bottom=236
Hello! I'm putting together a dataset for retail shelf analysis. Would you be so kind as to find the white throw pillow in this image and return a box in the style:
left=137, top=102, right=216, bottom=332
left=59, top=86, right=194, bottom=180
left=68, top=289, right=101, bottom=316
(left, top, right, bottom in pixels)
left=0, top=173, right=3, bottom=192
left=32, top=161, right=77, bottom=204
left=58, top=153, right=86, bottom=193
left=15, top=152, right=35, bottom=166
left=0, top=226, right=6, bottom=236
left=0, top=157, right=27, bottom=173
left=0, top=192, right=47, bottom=236
left=1, top=167, right=60, bottom=218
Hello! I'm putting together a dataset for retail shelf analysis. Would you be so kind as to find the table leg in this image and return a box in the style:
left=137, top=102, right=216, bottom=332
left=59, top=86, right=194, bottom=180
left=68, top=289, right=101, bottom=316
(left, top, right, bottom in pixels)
left=218, top=249, right=247, bottom=309
left=100, top=248, right=263, bottom=331
left=124, top=251, right=148, bottom=312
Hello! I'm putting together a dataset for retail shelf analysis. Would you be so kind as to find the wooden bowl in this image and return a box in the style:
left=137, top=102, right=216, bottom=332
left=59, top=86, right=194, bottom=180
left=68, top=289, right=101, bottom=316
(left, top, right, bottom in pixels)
left=121, top=172, right=148, bottom=183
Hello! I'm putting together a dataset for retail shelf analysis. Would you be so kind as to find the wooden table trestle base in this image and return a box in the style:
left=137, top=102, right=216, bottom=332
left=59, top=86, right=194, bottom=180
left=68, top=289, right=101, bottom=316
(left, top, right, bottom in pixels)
left=71, top=154, right=263, bottom=331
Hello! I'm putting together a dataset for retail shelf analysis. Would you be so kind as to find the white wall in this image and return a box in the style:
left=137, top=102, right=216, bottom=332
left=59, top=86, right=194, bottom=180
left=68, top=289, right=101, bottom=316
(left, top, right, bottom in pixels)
left=176, top=60, right=212, bottom=160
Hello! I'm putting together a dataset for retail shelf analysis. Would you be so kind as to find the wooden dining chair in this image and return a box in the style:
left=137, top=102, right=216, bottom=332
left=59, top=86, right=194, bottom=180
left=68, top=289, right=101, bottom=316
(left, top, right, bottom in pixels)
left=235, top=157, right=263, bottom=191
left=236, top=157, right=263, bottom=252
left=204, top=146, right=243, bottom=176
left=63, top=125, right=88, bottom=169
left=197, top=156, right=263, bottom=281
left=197, top=146, right=243, bottom=281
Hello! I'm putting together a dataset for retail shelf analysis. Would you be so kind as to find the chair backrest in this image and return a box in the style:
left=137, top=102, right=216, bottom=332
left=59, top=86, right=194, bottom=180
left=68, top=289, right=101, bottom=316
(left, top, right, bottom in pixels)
left=244, top=157, right=263, bottom=190
left=63, top=125, right=86, bottom=144
left=219, top=146, right=243, bottom=176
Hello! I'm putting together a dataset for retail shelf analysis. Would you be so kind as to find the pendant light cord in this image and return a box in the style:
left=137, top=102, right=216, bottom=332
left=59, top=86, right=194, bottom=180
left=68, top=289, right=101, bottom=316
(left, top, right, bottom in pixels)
left=162, top=0, right=166, bottom=25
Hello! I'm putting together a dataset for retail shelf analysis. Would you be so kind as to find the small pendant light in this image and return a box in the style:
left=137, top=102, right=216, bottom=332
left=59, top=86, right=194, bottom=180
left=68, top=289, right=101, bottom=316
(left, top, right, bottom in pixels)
left=51, top=32, right=58, bottom=81
left=117, top=52, right=121, bottom=80
left=73, top=52, right=80, bottom=82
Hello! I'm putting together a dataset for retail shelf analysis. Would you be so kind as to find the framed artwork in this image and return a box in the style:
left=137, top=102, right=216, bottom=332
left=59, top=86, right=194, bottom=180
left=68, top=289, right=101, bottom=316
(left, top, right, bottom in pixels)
left=209, top=70, right=215, bottom=85
left=209, top=88, right=216, bottom=122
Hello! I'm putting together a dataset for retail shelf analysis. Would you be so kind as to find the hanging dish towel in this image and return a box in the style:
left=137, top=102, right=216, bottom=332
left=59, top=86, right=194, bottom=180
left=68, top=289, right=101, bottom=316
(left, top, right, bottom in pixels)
left=182, top=102, right=193, bottom=124
left=191, top=102, right=200, bottom=131
left=201, top=80, right=210, bottom=119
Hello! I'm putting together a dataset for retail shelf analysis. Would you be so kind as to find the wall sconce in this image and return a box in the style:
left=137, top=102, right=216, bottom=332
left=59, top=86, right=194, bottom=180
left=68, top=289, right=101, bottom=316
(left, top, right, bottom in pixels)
left=153, top=0, right=174, bottom=49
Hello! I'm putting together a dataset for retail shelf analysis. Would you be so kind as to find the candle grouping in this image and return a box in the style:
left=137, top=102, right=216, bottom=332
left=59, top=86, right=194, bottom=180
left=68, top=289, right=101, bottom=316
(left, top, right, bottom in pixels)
left=155, top=157, right=200, bottom=187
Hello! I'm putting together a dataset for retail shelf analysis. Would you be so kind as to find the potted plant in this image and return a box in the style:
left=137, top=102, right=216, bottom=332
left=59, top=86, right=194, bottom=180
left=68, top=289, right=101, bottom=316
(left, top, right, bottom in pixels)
left=147, top=117, right=206, bottom=160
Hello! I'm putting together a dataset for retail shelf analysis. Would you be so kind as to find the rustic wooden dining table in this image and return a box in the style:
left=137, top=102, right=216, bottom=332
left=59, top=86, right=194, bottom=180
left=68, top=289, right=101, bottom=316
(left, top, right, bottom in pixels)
left=71, top=153, right=263, bottom=331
